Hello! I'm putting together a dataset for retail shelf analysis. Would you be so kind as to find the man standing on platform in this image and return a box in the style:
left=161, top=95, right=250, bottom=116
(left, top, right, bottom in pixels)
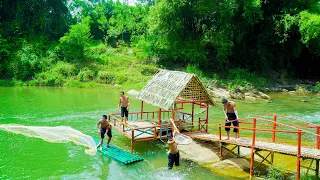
left=96, top=115, right=112, bottom=150
left=222, top=98, right=239, bottom=140
left=167, top=132, right=180, bottom=170
left=118, top=91, right=130, bottom=124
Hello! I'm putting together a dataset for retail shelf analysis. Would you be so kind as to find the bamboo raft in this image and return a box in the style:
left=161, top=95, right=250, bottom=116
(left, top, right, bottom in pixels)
left=92, top=137, right=143, bottom=164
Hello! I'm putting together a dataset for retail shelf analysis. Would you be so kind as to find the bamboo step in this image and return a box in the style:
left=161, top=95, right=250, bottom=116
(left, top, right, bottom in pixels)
left=92, top=137, right=144, bottom=164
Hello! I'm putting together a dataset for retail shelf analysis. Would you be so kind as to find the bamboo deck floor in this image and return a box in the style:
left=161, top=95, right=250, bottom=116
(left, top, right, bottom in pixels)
left=191, top=132, right=320, bottom=159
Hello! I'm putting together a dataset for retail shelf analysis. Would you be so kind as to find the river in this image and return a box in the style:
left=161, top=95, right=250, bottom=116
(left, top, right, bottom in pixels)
left=0, top=87, right=319, bottom=179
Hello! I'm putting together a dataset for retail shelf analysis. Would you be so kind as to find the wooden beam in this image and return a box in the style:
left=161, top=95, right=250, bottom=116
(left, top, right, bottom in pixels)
left=272, top=115, right=277, bottom=143
left=140, top=101, right=144, bottom=120
left=250, top=118, right=257, bottom=180
left=296, top=129, right=302, bottom=180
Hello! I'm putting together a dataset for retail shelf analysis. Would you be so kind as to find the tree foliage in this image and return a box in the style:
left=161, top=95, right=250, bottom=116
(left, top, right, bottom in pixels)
left=0, top=0, right=320, bottom=82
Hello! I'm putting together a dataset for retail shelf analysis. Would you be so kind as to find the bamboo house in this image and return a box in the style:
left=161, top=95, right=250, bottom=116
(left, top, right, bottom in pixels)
left=108, top=70, right=215, bottom=152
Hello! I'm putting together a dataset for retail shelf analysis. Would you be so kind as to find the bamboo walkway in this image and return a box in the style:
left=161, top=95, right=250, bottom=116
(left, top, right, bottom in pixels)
left=191, top=132, right=320, bottom=160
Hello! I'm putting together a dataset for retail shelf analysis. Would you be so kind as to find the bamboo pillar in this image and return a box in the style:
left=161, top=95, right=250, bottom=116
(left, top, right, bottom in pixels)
left=249, top=118, right=257, bottom=180
left=205, top=105, right=209, bottom=132
left=316, top=126, right=320, bottom=149
left=158, top=108, right=162, bottom=125
left=191, top=102, right=195, bottom=125
left=171, top=104, right=175, bottom=134
left=296, top=129, right=302, bottom=180
left=154, top=127, right=157, bottom=139
left=140, top=101, right=144, bottom=120
left=218, top=124, right=222, bottom=140
left=131, top=130, right=134, bottom=153
left=219, top=124, right=223, bottom=160
left=272, top=115, right=277, bottom=143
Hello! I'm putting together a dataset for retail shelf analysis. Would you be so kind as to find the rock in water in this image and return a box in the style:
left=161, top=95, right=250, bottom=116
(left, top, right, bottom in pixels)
left=178, top=141, right=220, bottom=165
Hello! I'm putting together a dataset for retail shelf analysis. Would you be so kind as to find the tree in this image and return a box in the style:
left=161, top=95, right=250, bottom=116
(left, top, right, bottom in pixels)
left=59, top=17, right=92, bottom=62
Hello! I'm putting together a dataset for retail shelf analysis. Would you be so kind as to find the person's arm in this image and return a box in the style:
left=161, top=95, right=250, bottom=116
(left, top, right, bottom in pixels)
left=127, top=97, right=130, bottom=110
left=118, top=98, right=121, bottom=109
left=96, top=120, right=101, bottom=133
left=223, top=106, right=228, bottom=120
left=234, top=105, right=239, bottom=120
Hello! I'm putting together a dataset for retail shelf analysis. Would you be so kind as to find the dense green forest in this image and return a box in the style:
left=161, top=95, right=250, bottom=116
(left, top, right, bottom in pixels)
left=0, top=0, right=319, bottom=88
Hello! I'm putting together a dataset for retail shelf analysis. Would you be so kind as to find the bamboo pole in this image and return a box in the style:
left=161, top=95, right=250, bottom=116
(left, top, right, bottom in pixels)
left=296, top=129, right=302, bottom=180
left=131, top=130, right=134, bottom=153
left=158, top=108, right=162, bottom=125
left=316, top=126, right=320, bottom=149
left=219, top=124, right=223, bottom=160
left=206, top=105, right=209, bottom=132
left=140, top=101, right=144, bottom=120
left=272, top=115, right=277, bottom=143
left=218, top=124, right=222, bottom=140
left=250, top=118, right=257, bottom=179
left=191, top=102, right=194, bottom=125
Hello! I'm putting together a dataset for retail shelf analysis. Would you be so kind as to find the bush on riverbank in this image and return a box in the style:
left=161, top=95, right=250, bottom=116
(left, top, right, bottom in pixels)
left=1, top=42, right=157, bottom=88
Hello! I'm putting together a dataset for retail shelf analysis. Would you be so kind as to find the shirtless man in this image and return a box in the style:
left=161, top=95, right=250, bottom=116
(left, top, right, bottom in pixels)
left=222, top=98, right=239, bottom=140
left=96, top=115, right=112, bottom=150
left=118, top=91, right=130, bottom=124
left=167, top=132, right=179, bottom=170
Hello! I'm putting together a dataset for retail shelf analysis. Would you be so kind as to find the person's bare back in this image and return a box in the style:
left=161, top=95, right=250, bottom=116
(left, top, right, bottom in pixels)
left=225, top=101, right=236, bottom=113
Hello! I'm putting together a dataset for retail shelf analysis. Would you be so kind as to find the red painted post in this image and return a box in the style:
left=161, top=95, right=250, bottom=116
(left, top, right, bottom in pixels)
left=272, top=115, right=277, bottom=143
left=250, top=118, right=257, bottom=179
left=297, top=129, right=302, bottom=180
left=206, top=105, right=209, bottom=132
left=316, top=126, right=320, bottom=149
left=158, top=108, right=162, bottom=125
left=140, top=101, right=144, bottom=120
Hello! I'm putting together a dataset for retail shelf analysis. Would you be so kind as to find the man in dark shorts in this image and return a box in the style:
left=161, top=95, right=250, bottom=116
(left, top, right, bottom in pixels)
left=167, top=132, right=179, bottom=170
left=96, top=115, right=112, bottom=150
left=222, top=98, right=239, bottom=140
left=118, top=91, right=130, bottom=124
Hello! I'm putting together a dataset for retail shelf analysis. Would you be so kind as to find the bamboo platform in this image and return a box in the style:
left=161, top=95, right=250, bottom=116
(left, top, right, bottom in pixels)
left=92, top=137, right=144, bottom=164
left=191, top=132, right=320, bottom=160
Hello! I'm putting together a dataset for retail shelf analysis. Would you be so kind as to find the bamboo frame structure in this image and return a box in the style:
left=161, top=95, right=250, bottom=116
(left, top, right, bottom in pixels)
left=108, top=70, right=214, bottom=153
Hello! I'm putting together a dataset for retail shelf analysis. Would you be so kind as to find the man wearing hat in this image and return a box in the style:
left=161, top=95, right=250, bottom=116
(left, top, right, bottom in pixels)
left=222, top=98, right=239, bottom=140
left=167, top=132, right=179, bottom=170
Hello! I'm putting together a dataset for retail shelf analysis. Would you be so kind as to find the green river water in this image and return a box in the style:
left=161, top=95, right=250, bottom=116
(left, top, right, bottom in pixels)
left=0, top=87, right=319, bottom=180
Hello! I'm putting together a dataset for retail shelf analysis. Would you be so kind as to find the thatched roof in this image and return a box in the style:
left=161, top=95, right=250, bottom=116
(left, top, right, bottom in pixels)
left=136, top=70, right=215, bottom=110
